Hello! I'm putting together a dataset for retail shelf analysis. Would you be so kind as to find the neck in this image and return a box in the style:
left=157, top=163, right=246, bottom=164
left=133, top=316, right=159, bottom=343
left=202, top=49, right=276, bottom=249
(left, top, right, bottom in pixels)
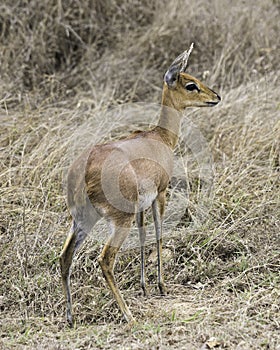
left=155, top=84, right=182, bottom=149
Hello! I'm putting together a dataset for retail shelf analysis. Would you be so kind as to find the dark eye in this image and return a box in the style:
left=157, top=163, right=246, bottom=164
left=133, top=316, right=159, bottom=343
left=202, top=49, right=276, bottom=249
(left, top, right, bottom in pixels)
left=185, top=83, right=199, bottom=91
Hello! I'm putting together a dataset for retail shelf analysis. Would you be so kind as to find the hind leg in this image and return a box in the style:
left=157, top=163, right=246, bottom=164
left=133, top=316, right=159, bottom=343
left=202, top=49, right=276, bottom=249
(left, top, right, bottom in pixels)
left=98, top=215, right=135, bottom=324
left=60, top=221, right=91, bottom=327
left=60, top=222, right=82, bottom=327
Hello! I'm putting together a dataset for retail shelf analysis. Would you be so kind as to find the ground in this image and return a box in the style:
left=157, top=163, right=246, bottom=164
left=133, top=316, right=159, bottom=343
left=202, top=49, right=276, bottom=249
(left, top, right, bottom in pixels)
left=0, top=0, right=279, bottom=349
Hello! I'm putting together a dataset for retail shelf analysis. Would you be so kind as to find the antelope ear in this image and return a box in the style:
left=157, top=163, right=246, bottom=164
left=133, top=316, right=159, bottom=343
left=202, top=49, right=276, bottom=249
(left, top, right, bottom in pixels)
left=164, top=67, right=179, bottom=88
left=164, top=43, right=194, bottom=88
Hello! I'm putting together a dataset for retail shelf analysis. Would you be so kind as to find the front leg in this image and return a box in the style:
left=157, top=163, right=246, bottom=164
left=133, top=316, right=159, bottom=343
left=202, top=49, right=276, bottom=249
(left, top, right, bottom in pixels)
left=152, top=192, right=167, bottom=295
left=136, top=211, right=147, bottom=296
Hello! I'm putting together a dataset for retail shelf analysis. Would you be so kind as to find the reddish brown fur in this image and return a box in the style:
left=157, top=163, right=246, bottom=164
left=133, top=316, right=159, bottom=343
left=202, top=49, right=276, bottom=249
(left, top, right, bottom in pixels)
left=60, top=62, right=220, bottom=327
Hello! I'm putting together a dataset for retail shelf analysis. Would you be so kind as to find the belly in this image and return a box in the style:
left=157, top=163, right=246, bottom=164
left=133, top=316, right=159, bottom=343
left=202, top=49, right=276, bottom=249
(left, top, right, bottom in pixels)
left=138, top=191, right=157, bottom=211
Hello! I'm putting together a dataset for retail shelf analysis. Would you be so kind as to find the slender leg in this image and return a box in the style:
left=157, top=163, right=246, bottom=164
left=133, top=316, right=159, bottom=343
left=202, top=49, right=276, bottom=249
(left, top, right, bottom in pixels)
left=152, top=192, right=167, bottom=295
left=136, top=211, right=147, bottom=296
left=59, top=220, right=94, bottom=327
left=98, top=216, right=135, bottom=324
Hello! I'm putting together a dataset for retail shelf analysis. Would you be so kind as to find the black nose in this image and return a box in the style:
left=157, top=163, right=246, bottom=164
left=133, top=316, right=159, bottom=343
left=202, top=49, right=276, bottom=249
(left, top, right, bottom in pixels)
left=209, top=88, right=221, bottom=102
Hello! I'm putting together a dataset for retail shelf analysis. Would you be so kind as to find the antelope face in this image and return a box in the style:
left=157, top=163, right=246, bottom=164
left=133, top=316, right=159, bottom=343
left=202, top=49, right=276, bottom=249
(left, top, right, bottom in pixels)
left=163, top=44, right=221, bottom=110
left=173, top=72, right=221, bottom=109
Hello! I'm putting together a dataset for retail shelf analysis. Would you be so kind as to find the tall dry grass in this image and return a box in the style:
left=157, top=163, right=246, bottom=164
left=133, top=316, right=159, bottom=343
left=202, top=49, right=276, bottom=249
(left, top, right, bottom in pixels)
left=0, top=0, right=279, bottom=348
left=0, top=0, right=279, bottom=102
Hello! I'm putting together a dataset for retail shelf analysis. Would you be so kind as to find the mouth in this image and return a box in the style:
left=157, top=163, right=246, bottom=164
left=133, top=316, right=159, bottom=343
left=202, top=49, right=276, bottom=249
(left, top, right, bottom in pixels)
left=206, top=101, right=220, bottom=106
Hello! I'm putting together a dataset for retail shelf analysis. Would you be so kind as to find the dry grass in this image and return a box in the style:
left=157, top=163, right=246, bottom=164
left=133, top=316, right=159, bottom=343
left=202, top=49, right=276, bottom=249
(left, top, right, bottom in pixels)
left=0, top=0, right=279, bottom=349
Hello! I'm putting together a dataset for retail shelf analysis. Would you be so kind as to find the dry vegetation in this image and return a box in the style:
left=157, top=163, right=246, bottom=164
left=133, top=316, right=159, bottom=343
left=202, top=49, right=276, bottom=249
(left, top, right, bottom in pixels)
left=0, top=0, right=279, bottom=349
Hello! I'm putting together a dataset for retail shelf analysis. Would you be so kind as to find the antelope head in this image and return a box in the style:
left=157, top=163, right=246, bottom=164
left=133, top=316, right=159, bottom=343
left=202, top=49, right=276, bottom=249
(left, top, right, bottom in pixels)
left=163, top=43, right=221, bottom=110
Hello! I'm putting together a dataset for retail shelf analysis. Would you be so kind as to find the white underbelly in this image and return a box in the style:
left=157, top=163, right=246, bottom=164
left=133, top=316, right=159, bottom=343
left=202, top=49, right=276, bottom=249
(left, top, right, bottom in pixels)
left=138, top=191, right=157, bottom=211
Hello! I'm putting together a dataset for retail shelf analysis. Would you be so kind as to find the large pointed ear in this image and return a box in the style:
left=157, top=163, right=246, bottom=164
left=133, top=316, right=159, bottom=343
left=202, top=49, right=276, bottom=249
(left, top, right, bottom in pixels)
left=164, top=43, right=194, bottom=88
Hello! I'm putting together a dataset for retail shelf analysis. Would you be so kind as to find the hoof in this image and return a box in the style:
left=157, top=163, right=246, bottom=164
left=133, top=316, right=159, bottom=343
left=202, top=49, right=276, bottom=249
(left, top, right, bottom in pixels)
left=123, top=310, right=136, bottom=329
left=159, top=283, right=167, bottom=296
left=67, top=320, right=73, bottom=328
left=141, top=285, right=149, bottom=297
left=125, top=318, right=136, bottom=330
left=67, top=313, right=74, bottom=328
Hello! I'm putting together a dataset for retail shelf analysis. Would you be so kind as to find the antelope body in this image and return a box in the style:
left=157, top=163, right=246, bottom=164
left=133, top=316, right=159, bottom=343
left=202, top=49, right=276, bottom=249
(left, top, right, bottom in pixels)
left=60, top=44, right=220, bottom=326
